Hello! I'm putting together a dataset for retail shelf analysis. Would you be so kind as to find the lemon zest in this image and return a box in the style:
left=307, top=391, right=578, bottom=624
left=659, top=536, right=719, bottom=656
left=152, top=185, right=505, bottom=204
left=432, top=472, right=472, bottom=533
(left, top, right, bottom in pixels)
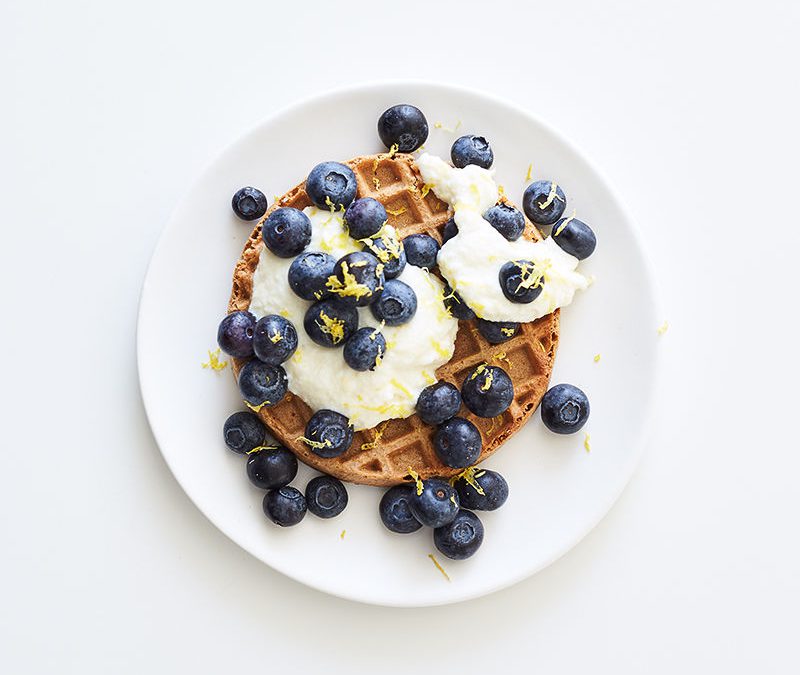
left=373, top=176, right=381, bottom=190
left=658, top=321, right=669, bottom=335
left=493, top=351, right=511, bottom=367
left=421, top=183, right=435, bottom=198
left=369, top=321, right=385, bottom=340
left=593, top=353, right=601, bottom=363
left=360, top=420, right=389, bottom=451
left=389, top=143, right=399, bottom=158
left=326, top=262, right=373, bottom=302
left=515, top=259, right=549, bottom=292
left=374, top=344, right=384, bottom=367
left=315, top=310, right=346, bottom=344
left=584, top=433, right=591, bottom=452
left=201, top=348, right=228, bottom=371
left=428, top=553, right=450, bottom=581
left=431, top=339, right=450, bottom=358
left=525, top=163, right=533, bottom=182
left=269, top=331, right=283, bottom=344
left=538, top=340, right=548, bottom=354
left=245, top=445, right=278, bottom=455
left=297, top=436, right=333, bottom=450
left=386, top=206, right=407, bottom=216
left=470, top=363, right=488, bottom=380
left=244, top=400, right=271, bottom=412
left=481, top=370, right=494, bottom=391
left=448, top=465, right=486, bottom=495
left=293, top=348, right=303, bottom=364
left=357, top=400, right=407, bottom=417
left=537, top=182, right=564, bottom=210
left=422, top=370, right=436, bottom=385
left=500, top=327, right=516, bottom=337
left=554, top=209, right=577, bottom=237
left=498, top=184, right=505, bottom=196
left=407, top=468, right=424, bottom=496
left=487, top=416, right=501, bottom=435
left=391, top=378, right=413, bottom=398
left=372, top=157, right=379, bottom=172
left=340, top=530, right=346, bottom=539
left=361, top=228, right=402, bottom=263
left=324, top=195, right=337, bottom=212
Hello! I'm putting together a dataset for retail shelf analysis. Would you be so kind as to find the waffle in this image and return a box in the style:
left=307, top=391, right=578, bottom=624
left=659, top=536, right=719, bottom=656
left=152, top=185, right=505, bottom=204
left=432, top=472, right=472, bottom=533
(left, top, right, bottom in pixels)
left=228, top=153, right=559, bottom=486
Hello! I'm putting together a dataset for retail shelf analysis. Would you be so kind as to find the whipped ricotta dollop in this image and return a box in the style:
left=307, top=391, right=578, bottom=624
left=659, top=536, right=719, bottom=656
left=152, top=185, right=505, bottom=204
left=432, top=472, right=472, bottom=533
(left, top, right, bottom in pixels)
left=416, top=153, right=590, bottom=322
left=248, top=206, right=458, bottom=430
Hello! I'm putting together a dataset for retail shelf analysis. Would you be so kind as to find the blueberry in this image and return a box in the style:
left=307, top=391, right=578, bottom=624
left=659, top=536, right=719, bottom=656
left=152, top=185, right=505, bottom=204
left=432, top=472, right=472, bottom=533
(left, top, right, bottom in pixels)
left=304, top=409, right=354, bottom=458
left=344, top=198, right=387, bottom=240
left=303, top=299, right=359, bottom=348
left=306, top=161, right=357, bottom=210
left=288, top=251, right=336, bottom=301
left=434, top=509, right=484, bottom=560
left=305, top=475, right=348, bottom=518
left=433, top=417, right=482, bottom=468
left=523, top=180, right=566, bottom=226
left=377, top=104, right=429, bottom=153
left=461, top=365, right=514, bottom=418
left=246, top=446, right=298, bottom=490
left=541, top=383, right=590, bottom=434
left=370, top=278, right=417, bottom=326
left=379, top=485, right=423, bottom=534
left=484, top=203, right=525, bottom=241
left=363, top=231, right=406, bottom=279
left=217, top=310, right=256, bottom=358
left=326, top=251, right=384, bottom=307
left=231, top=186, right=268, bottom=221
left=238, top=360, right=288, bottom=408
left=252, top=315, right=298, bottom=365
left=552, top=217, right=597, bottom=260
left=477, top=318, right=519, bottom=344
left=263, top=486, right=306, bottom=527
left=416, top=381, right=461, bottom=426
left=223, top=411, right=266, bottom=454
left=499, top=260, right=545, bottom=304
left=403, top=233, right=440, bottom=268
left=343, top=327, right=386, bottom=371
left=443, top=284, right=476, bottom=321
left=451, top=135, right=494, bottom=169
left=442, top=217, right=458, bottom=243
left=409, top=477, right=460, bottom=528
left=454, top=469, right=508, bottom=511
left=262, top=207, right=312, bottom=258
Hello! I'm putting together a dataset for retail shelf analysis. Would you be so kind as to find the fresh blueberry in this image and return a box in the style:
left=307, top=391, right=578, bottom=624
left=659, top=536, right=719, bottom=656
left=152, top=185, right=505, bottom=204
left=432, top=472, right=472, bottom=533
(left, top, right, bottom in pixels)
left=451, top=135, right=494, bottom=169
left=231, top=186, right=268, bottom=221
left=442, top=217, right=458, bottom=243
left=454, top=469, right=508, bottom=511
left=305, top=475, right=348, bottom=518
left=416, top=381, right=461, bottom=426
left=552, top=217, right=597, bottom=260
left=499, top=260, right=545, bottom=304
left=343, top=327, right=386, bottom=371
left=246, top=446, right=298, bottom=490
left=304, top=409, right=354, bottom=458
left=434, top=509, right=484, bottom=560
left=288, top=251, right=336, bottom=301
left=263, top=486, right=306, bottom=527
left=306, top=161, right=357, bottom=210
left=238, top=360, right=288, bottom=408
left=461, top=365, right=514, bottom=418
left=262, top=207, right=312, bottom=258
left=443, top=284, right=476, bottom=321
left=326, top=251, right=384, bottom=307
left=433, top=417, right=482, bottom=468
left=217, top=310, right=256, bottom=358
left=409, top=477, right=460, bottom=528
left=370, top=279, right=417, bottom=326
left=477, top=318, right=519, bottom=344
left=377, top=104, right=429, bottom=152
left=363, top=232, right=406, bottom=279
left=403, top=233, right=440, bottom=268
left=252, top=315, right=298, bottom=365
left=523, top=180, right=566, bottom=226
left=484, top=203, right=525, bottom=241
left=541, top=383, right=590, bottom=434
left=344, top=198, right=387, bottom=240
left=379, top=485, right=423, bottom=534
left=303, top=299, right=359, bottom=348
left=223, top=411, right=266, bottom=454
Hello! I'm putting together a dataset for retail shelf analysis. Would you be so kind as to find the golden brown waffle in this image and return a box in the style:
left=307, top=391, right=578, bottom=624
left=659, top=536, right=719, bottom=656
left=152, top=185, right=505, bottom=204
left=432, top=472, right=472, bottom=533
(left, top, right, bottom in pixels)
left=228, top=153, right=559, bottom=486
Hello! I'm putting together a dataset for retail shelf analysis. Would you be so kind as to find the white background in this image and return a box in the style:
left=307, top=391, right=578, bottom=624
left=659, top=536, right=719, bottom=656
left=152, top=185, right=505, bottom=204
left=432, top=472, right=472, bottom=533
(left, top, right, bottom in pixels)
left=1, top=0, right=798, bottom=672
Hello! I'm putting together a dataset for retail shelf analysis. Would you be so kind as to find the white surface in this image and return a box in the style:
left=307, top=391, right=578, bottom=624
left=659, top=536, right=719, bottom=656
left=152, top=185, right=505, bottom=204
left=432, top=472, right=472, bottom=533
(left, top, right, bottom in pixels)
left=1, top=0, right=798, bottom=670
left=137, top=82, right=659, bottom=605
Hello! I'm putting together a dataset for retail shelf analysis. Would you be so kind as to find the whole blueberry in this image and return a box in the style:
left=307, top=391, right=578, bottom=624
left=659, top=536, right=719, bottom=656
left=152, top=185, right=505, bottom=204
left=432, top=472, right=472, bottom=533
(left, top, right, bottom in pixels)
left=304, top=409, right=354, bottom=458
left=434, top=417, right=482, bottom=468
left=484, top=203, right=525, bottom=241
left=263, top=486, right=306, bottom=527
left=370, top=278, right=417, bottom=326
left=541, top=383, right=590, bottom=434
left=403, top=233, right=440, bottom=268
left=217, top=310, right=256, bottom=358
left=246, top=446, right=298, bottom=490
left=451, top=135, right=494, bottom=169
left=231, top=186, right=268, bottom=221
left=379, top=485, right=423, bottom=534
left=454, top=469, right=508, bottom=511
left=416, top=381, right=462, bottom=426
left=363, top=232, right=406, bottom=279
left=344, top=198, right=387, bottom=240
left=442, top=217, right=458, bottom=243
left=523, top=180, right=566, bottom=226
left=238, top=360, right=288, bottom=408
left=552, top=217, right=597, bottom=260
left=409, top=477, right=460, bottom=528
left=327, top=251, right=384, bottom=307
left=434, top=509, right=484, bottom=560
left=443, top=284, right=476, bottom=321
left=461, top=365, right=514, bottom=418
left=303, top=299, right=359, bottom=348
left=499, top=260, right=545, bottom=304
left=343, top=327, right=386, bottom=371
left=377, top=104, right=429, bottom=152
left=305, top=475, right=348, bottom=518
left=477, top=318, right=519, bottom=344
left=288, top=251, right=336, bottom=301
left=252, top=315, right=298, bottom=365
left=262, top=207, right=312, bottom=258
left=306, top=161, right=357, bottom=210
left=223, top=411, right=266, bottom=454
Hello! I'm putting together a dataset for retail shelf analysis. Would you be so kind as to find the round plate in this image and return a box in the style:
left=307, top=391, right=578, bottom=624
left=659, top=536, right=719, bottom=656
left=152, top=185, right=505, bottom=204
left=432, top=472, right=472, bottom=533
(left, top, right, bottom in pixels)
left=137, top=82, right=661, bottom=606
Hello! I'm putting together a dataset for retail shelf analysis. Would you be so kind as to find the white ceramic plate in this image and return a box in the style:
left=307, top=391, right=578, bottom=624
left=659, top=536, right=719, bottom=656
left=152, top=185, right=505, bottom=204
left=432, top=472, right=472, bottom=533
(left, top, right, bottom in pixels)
left=137, top=82, right=661, bottom=607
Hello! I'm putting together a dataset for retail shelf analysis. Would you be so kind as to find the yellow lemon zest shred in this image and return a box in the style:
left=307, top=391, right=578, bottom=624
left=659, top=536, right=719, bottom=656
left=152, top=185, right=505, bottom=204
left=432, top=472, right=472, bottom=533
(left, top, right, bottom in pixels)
left=500, top=327, right=516, bottom=337
left=658, top=321, right=669, bottom=335
left=293, top=348, right=303, bottom=364
left=537, top=182, right=564, bottom=210
left=297, top=436, right=333, bottom=450
left=422, top=370, right=435, bottom=385
left=244, top=400, right=271, bottom=412
left=315, top=310, right=346, bottom=344
left=269, top=331, right=283, bottom=344
left=428, top=553, right=451, bottom=581
left=498, top=184, right=505, bottom=196
left=470, top=363, right=488, bottom=380
left=201, top=348, right=228, bottom=371
left=493, top=351, right=511, bottom=367
left=386, top=206, right=407, bottom=216
left=389, top=143, right=399, bottom=158
left=373, top=176, right=381, bottom=190
left=407, top=468, right=424, bottom=496
left=369, top=321, right=385, bottom=340
left=360, top=421, right=389, bottom=451
left=593, top=353, right=601, bottom=363
left=554, top=209, right=577, bottom=237
left=391, top=378, right=413, bottom=398
left=538, top=340, right=548, bottom=354
left=245, top=445, right=278, bottom=455
left=431, top=339, right=450, bottom=358
left=449, top=465, right=486, bottom=495
left=340, top=529, right=346, bottom=539
left=421, top=183, right=435, bottom=198
left=525, top=163, right=533, bottom=182
left=326, top=262, right=373, bottom=301
left=481, top=370, right=494, bottom=391
left=584, top=433, right=591, bottom=453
